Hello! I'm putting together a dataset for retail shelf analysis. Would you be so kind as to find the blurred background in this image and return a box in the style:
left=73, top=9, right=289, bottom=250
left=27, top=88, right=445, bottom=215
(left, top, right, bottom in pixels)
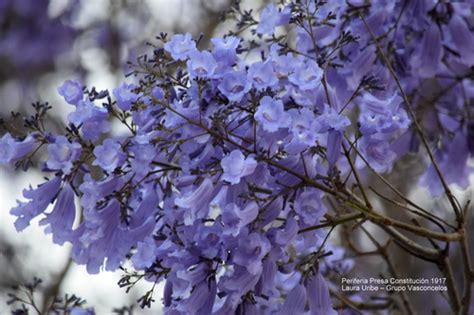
left=1, top=1, right=473, bottom=314
left=0, top=0, right=268, bottom=313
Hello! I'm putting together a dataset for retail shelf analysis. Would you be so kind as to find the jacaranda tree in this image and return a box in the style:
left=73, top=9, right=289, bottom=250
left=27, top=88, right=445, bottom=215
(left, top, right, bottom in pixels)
left=1, top=0, right=474, bottom=314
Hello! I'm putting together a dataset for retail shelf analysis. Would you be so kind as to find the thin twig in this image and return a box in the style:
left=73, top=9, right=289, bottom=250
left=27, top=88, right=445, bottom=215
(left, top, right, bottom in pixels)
left=359, top=14, right=461, bottom=221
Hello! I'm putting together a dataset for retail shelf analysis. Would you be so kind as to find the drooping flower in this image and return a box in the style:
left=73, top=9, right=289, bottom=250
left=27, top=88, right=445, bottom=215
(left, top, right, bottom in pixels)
left=68, top=99, right=111, bottom=140
left=220, top=150, right=257, bottom=185
left=218, top=70, right=251, bottom=102
left=275, top=215, right=298, bottom=246
left=294, top=188, right=326, bottom=226
left=92, top=139, right=126, bottom=172
left=151, top=86, right=164, bottom=100
left=358, top=93, right=410, bottom=135
left=187, top=50, right=218, bottom=79
left=410, top=24, right=442, bottom=78
left=359, top=135, right=397, bottom=173
left=112, top=83, right=141, bottom=111
left=233, top=232, right=271, bottom=275
left=420, top=132, right=472, bottom=197
left=70, top=308, right=95, bottom=315
left=40, top=182, right=76, bottom=245
left=448, top=15, right=474, bottom=66
left=10, top=176, right=62, bottom=231
left=0, top=133, right=35, bottom=165
left=326, top=130, right=343, bottom=168
left=288, top=59, right=323, bottom=90
left=277, top=284, right=307, bottom=315
left=288, top=108, right=320, bottom=147
left=254, top=96, right=289, bottom=132
left=316, top=104, right=350, bottom=132
left=72, top=196, right=155, bottom=273
left=177, top=279, right=217, bottom=314
left=175, top=178, right=216, bottom=225
left=211, top=36, right=240, bottom=66
left=256, top=4, right=291, bottom=35
left=221, top=202, right=259, bottom=236
left=345, top=45, right=377, bottom=90
left=58, top=80, right=83, bottom=105
left=46, top=136, right=81, bottom=174
left=79, top=174, right=123, bottom=211
left=248, top=61, right=278, bottom=90
left=305, top=272, right=337, bottom=315
left=164, top=33, right=197, bottom=61
left=132, top=236, right=158, bottom=269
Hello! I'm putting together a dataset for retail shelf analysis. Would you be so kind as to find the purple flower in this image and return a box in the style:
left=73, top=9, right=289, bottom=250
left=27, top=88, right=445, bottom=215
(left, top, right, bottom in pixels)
left=256, top=4, right=291, bottom=35
left=175, top=277, right=217, bottom=314
left=288, top=59, right=323, bottom=90
left=0, top=133, right=35, bottom=165
left=218, top=71, right=251, bottom=102
left=410, top=24, right=442, bottom=78
left=187, top=50, right=218, bottom=79
left=10, top=176, right=62, bottom=231
left=175, top=178, right=216, bottom=225
left=359, top=93, right=410, bottom=135
left=220, top=267, right=261, bottom=300
left=72, top=198, right=155, bottom=273
left=92, top=139, right=125, bottom=172
left=57, top=80, right=83, bottom=105
left=129, top=141, right=157, bottom=178
left=132, top=236, right=158, bottom=269
left=164, top=33, right=197, bottom=61
left=345, top=46, right=377, bottom=90
left=40, top=183, right=76, bottom=245
left=359, top=135, right=397, bottom=173
left=113, top=83, right=141, bottom=111
left=70, top=308, right=95, bottom=315
left=448, top=15, right=474, bottom=66
left=321, top=245, right=355, bottom=274
left=248, top=61, right=278, bottom=90
left=269, top=45, right=296, bottom=78
left=316, top=104, right=350, bottom=132
left=220, top=150, right=257, bottom=185
left=278, top=284, right=306, bottom=314
left=275, top=215, right=298, bottom=246
left=326, top=130, right=343, bottom=168
left=68, top=100, right=107, bottom=125
left=68, top=100, right=111, bottom=140
left=152, top=86, right=164, bottom=100
left=420, top=132, right=471, bottom=197
left=221, top=202, right=259, bottom=236
left=294, top=188, right=326, bottom=225
left=6, top=3, right=474, bottom=313
left=254, top=96, right=289, bottom=132
left=46, top=136, right=81, bottom=174
left=79, top=174, right=123, bottom=211
left=305, top=272, right=337, bottom=315
left=233, top=232, right=271, bottom=275
left=288, top=108, right=320, bottom=147
left=211, top=36, right=240, bottom=65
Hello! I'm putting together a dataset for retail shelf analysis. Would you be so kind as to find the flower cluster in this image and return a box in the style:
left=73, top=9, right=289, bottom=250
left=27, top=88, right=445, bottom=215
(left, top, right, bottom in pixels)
left=1, top=1, right=473, bottom=314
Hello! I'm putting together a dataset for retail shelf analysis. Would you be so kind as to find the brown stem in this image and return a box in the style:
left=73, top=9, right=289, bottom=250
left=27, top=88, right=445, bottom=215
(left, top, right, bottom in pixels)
left=298, top=212, right=365, bottom=233
left=162, top=100, right=462, bottom=243
left=359, top=226, right=415, bottom=315
left=41, top=258, right=72, bottom=313
left=459, top=203, right=473, bottom=315
left=440, top=255, right=461, bottom=313
left=359, top=14, right=461, bottom=221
